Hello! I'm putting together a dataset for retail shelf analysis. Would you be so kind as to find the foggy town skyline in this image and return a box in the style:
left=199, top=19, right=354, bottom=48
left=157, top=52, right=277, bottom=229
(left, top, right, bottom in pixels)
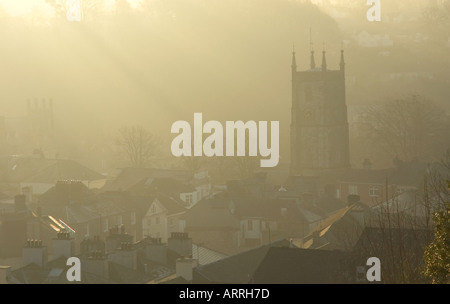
left=0, top=0, right=449, bottom=286
left=0, top=0, right=449, bottom=172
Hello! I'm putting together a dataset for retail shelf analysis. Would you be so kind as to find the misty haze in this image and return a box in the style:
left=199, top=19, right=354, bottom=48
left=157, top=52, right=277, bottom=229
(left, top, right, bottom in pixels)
left=0, top=0, right=449, bottom=286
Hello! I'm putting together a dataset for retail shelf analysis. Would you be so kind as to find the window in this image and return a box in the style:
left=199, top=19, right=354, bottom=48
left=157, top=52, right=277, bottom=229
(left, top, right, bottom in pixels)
left=147, top=218, right=152, bottom=226
left=151, top=205, right=156, bottom=214
left=261, top=221, right=266, bottom=230
left=156, top=216, right=160, bottom=225
left=369, top=186, right=380, bottom=197
left=102, top=218, right=109, bottom=232
left=131, top=212, right=136, bottom=225
left=117, top=215, right=123, bottom=226
left=248, top=220, right=253, bottom=231
left=86, top=223, right=90, bottom=237
left=185, top=194, right=193, bottom=205
left=169, top=218, right=174, bottom=227
left=349, top=185, right=358, bottom=195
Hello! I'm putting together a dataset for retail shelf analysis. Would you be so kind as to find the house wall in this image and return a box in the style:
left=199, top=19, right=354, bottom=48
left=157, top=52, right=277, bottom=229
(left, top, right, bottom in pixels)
left=338, top=182, right=386, bottom=206
left=65, top=210, right=138, bottom=251
left=195, top=183, right=211, bottom=200
left=0, top=217, right=28, bottom=258
left=240, top=219, right=262, bottom=240
left=142, top=199, right=185, bottom=242
left=180, top=191, right=199, bottom=208
left=167, top=213, right=184, bottom=241
left=142, top=200, right=166, bottom=240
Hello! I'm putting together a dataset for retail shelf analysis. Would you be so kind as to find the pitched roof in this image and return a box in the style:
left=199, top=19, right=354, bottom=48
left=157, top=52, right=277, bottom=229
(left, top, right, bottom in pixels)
left=10, top=256, right=115, bottom=284
left=182, top=195, right=240, bottom=231
left=192, top=243, right=227, bottom=266
left=193, top=239, right=291, bottom=283
left=154, top=193, right=186, bottom=215
left=101, top=167, right=195, bottom=192
left=129, top=177, right=195, bottom=196
left=302, top=203, right=374, bottom=250
left=0, top=156, right=104, bottom=183
left=252, top=247, right=356, bottom=284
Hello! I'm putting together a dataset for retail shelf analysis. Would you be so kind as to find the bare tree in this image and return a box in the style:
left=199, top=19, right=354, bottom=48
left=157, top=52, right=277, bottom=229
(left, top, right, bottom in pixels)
left=366, top=95, right=448, bottom=164
left=421, top=0, right=450, bottom=25
left=354, top=151, right=450, bottom=283
left=115, top=125, right=160, bottom=168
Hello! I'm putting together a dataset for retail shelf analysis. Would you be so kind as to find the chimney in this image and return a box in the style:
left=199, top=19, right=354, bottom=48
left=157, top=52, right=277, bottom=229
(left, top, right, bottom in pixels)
left=21, top=186, right=33, bottom=204
left=144, top=237, right=167, bottom=265
left=0, top=266, right=11, bottom=284
left=81, top=251, right=109, bottom=278
left=80, top=235, right=105, bottom=257
left=176, top=258, right=198, bottom=282
left=168, top=232, right=192, bottom=257
left=23, top=239, right=48, bottom=268
left=52, top=231, right=75, bottom=259
left=105, top=226, right=133, bottom=254
left=109, top=242, right=137, bottom=270
left=14, top=195, right=27, bottom=213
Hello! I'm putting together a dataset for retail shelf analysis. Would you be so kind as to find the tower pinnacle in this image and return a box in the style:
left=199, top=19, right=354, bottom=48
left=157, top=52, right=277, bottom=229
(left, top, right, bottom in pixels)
left=321, top=44, right=327, bottom=72
left=340, top=47, right=345, bottom=71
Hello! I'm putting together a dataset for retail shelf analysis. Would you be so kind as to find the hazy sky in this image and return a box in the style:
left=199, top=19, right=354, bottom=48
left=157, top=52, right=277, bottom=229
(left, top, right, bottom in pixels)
left=0, top=0, right=144, bottom=16
left=0, top=0, right=448, bottom=164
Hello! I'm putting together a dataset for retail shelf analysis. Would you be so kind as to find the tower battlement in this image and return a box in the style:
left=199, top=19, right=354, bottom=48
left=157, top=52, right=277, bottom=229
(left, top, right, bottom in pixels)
left=290, top=49, right=350, bottom=176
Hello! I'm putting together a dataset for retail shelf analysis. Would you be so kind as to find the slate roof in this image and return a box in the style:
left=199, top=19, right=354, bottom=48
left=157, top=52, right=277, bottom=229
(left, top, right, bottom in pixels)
left=182, top=194, right=240, bottom=231
left=193, top=239, right=292, bottom=283
left=128, top=177, right=195, bottom=196
left=252, top=247, right=356, bottom=284
left=192, top=243, right=227, bottom=266
left=38, top=186, right=145, bottom=224
left=10, top=256, right=115, bottom=284
left=101, top=167, right=196, bottom=192
left=0, top=156, right=105, bottom=183
left=38, top=183, right=96, bottom=205
left=302, top=203, right=374, bottom=251
left=183, top=192, right=308, bottom=232
left=154, top=193, right=186, bottom=216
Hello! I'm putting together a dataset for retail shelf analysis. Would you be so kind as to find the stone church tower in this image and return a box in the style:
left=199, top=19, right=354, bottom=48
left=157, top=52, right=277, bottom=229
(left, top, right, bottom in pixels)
left=290, top=47, right=350, bottom=176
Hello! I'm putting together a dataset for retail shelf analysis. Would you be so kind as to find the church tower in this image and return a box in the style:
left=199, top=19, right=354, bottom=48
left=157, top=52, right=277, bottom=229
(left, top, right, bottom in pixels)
left=290, top=46, right=350, bottom=176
